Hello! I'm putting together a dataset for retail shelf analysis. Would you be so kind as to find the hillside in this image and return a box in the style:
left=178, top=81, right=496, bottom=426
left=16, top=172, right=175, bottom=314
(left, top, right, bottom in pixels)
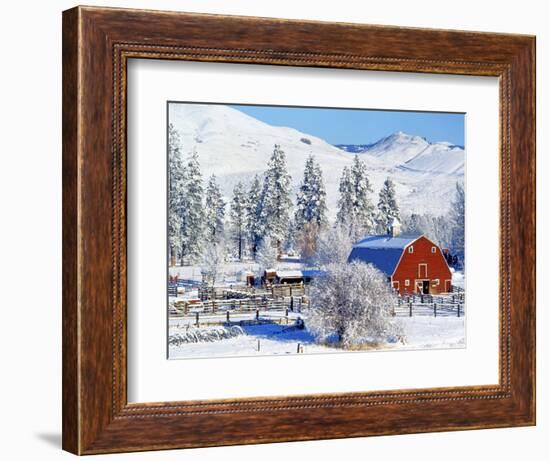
left=169, top=104, right=464, bottom=218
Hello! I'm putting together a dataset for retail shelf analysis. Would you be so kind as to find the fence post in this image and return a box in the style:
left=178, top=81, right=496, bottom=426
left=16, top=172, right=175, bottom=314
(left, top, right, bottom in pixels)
left=409, top=303, right=413, bottom=317
left=457, top=304, right=461, bottom=317
left=195, top=312, right=199, bottom=327
left=226, top=311, right=230, bottom=322
left=434, top=303, right=437, bottom=317
left=256, top=309, right=259, bottom=321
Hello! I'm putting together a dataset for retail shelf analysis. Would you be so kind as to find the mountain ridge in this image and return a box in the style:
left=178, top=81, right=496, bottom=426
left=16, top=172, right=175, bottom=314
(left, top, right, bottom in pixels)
left=168, top=103, right=464, bottom=218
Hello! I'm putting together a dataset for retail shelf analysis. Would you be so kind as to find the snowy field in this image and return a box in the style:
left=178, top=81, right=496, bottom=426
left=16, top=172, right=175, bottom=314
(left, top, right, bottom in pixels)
left=168, top=316, right=465, bottom=359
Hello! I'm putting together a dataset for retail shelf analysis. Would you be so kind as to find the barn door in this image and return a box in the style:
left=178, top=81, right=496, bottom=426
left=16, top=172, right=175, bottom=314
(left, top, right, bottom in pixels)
left=422, top=280, right=430, bottom=294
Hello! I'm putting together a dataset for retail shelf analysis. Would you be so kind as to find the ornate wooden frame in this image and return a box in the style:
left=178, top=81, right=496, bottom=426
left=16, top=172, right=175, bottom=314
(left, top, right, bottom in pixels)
left=62, top=5, right=536, bottom=455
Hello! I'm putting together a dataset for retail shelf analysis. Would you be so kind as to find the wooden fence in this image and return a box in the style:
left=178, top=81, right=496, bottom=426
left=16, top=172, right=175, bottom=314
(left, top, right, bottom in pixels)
left=197, top=283, right=306, bottom=301
left=170, top=295, right=308, bottom=317
left=170, top=283, right=465, bottom=321
left=392, top=302, right=464, bottom=318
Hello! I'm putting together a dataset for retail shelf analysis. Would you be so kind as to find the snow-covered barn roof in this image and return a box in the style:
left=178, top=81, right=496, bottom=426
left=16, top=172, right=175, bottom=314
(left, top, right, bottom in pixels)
left=348, top=234, right=421, bottom=276
left=275, top=270, right=303, bottom=279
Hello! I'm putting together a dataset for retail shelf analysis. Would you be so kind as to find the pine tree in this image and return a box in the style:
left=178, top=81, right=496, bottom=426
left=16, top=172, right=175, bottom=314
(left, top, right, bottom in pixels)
left=230, top=181, right=247, bottom=260
left=245, top=174, right=263, bottom=257
left=336, top=156, right=376, bottom=240
left=258, top=144, right=292, bottom=253
left=167, top=124, right=185, bottom=266
left=204, top=174, right=226, bottom=244
left=350, top=155, right=376, bottom=237
left=449, top=182, right=465, bottom=257
left=336, top=166, right=354, bottom=228
left=295, top=154, right=327, bottom=230
left=376, top=177, right=400, bottom=234
left=180, top=149, right=204, bottom=264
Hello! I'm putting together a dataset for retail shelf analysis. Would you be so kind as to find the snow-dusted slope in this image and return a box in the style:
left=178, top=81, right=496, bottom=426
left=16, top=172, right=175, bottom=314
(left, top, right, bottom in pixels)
left=168, top=104, right=464, bottom=217
left=359, top=131, right=430, bottom=165
left=400, top=142, right=465, bottom=175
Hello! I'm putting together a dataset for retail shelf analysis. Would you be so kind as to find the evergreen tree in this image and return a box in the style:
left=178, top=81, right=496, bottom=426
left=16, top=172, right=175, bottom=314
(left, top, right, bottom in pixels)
left=180, top=149, right=204, bottom=263
left=245, top=174, right=263, bottom=257
left=167, top=124, right=185, bottom=266
left=376, top=177, right=400, bottom=234
left=350, top=155, right=376, bottom=237
left=295, top=154, right=327, bottom=230
left=258, top=144, right=292, bottom=253
left=336, top=166, right=354, bottom=228
left=229, top=181, right=247, bottom=260
left=449, top=182, right=465, bottom=256
left=336, top=156, right=376, bottom=240
left=204, top=174, right=226, bottom=244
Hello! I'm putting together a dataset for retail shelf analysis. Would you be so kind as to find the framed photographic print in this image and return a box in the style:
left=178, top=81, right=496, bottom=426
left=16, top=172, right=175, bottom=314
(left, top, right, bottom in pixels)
left=62, top=6, right=536, bottom=455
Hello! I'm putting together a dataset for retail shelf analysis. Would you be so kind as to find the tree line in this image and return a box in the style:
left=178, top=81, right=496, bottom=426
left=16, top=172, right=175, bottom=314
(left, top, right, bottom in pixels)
left=168, top=123, right=465, bottom=267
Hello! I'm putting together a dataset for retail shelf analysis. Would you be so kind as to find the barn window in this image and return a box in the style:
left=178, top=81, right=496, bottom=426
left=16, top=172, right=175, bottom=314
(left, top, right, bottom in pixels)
left=431, top=246, right=436, bottom=253
left=405, top=279, right=410, bottom=286
left=433, top=279, right=440, bottom=286
left=408, top=246, right=414, bottom=253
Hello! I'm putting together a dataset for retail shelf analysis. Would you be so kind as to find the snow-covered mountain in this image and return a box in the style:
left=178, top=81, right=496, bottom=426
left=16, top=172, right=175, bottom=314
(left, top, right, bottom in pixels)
left=337, top=132, right=464, bottom=176
left=169, top=104, right=464, bottom=218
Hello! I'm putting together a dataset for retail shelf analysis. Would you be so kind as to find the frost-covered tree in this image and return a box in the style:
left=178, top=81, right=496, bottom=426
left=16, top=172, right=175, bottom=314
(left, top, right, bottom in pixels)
left=167, top=124, right=185, bottom=266
left=201, top=240, right=226, bottom=288
left=295, top=154, right=327, bottom=230
left=336, top=157, right=376, bottom=240
left=296, top=221, right=321, bottom=265
left=245, top=174, right=263, bottom=257
left=180, top=150, right=204, bottom=264
left=294, top=155, right=327, bottom=261
left=449, top=181, right=465, bottom=256
left=401, top=213, right=453, bottom=249
left=283, top=219, right=297, bottom=256
left=229, top=181, right=247, bottom=260
left=308, top=261, right=401, bottom=347
left=336, top=166, right=354, bottom=229
left=431, top=215, right=453, bottom=250
left=403, top=213, right=425, bottom=235
left=350, top=155, right=376, bottom=237
left=256, top=236, right=278, bottom=275
left=204, top=174, right=226, bottom=244
left=376, top=177, right=400, bottom=234
left=258, top=144, right=293, bottom=253
left=312, top=225, right=354, bottom=267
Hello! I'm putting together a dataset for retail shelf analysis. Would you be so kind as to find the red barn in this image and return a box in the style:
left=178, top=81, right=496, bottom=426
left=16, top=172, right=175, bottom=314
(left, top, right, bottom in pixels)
left=348, top=222, right=452, bottom=295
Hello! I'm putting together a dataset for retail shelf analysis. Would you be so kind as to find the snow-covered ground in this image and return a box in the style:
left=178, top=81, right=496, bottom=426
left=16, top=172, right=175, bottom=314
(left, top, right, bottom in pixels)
left=168, top=316, right=465, bottom=359
left=451, top=269, right=465, bottom=289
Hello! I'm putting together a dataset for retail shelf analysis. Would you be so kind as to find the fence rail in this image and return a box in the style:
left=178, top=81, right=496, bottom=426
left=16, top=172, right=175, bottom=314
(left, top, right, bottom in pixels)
left=169, top=283, right=465, bottom=321
left=170, top=295, right=308, bottom=317
left=393, top=302, right=464, bottom=318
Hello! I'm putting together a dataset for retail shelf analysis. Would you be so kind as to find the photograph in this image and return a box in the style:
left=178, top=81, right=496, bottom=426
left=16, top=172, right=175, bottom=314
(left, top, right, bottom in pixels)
left=167, top=102, right=466, bottom=359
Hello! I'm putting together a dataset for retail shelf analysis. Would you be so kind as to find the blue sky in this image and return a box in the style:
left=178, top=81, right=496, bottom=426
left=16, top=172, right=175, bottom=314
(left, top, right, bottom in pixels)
left=230, top=104, right=464, bottom=147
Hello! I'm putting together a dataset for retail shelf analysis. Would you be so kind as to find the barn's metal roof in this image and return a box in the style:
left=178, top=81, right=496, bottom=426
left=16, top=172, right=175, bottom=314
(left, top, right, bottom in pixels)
left=353, top=234, right=420, bottom=249
left=348, top=234, right=421, bottom=276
